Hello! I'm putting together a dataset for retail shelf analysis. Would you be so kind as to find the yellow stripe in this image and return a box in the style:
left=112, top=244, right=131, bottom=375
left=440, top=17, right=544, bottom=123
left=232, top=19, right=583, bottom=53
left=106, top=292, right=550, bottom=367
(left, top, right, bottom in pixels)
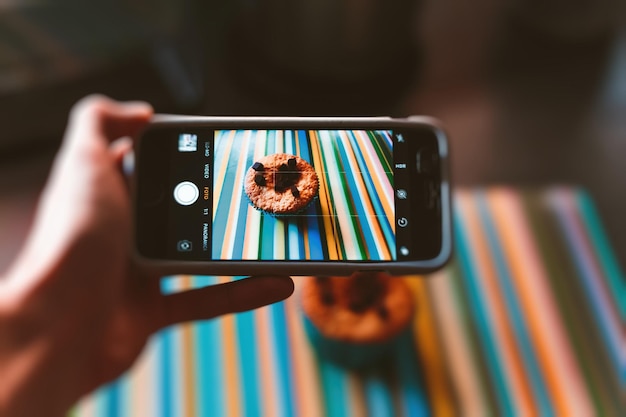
left=407, top=276, right=457, bottom=417
left=273, top=219, right=286, bottom=260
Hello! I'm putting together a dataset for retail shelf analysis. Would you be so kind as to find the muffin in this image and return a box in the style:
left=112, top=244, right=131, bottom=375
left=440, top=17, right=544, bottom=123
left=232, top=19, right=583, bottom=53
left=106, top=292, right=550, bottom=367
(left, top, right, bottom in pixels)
left=244, top=153, right=319, bottom=215
left=300, top=272, right=415, bottom=368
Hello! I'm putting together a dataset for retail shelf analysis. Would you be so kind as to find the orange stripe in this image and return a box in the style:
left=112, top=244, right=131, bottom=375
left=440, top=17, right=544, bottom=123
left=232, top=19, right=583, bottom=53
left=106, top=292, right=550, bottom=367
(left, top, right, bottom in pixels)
left=219, top=277, right=242, bottom=417
left=457, top=191, right=535, bottom=413
left=179, top=276, right=197, bottom=417
left=489, top=189, right=592, bottom=416
left=255, top=305, right=280, bottom=417
left=284, top=282, right=323, bottom=416
left=309, top=131, right=339, bottom=260
left=408, top=276, right=457, bottom=417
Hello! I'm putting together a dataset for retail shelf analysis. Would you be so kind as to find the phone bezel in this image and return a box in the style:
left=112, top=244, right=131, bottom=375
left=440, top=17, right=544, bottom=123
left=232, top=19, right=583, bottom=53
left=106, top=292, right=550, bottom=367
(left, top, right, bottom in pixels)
left=132, top=115, right=452, bottom=276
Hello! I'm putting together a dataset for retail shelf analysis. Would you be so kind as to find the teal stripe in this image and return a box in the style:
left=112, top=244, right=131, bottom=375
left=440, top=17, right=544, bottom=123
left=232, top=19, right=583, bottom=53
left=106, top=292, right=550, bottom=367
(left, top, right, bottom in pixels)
left=476, top=193, right=555, bottom=416
left=270, top=302, right=296, bottom=417
left=576, top=191, right=625, bottom=320
left=549, top=191, right=625, bottom=384
left=454, top=207, right=515, bottom=415
left=363, top=373, right=395, bottom=417
left=394, top=331, right=430, bottom=417
left=93, top=385, right=108, bottom=417
left=237, top=310, right=262, bottom=417
left=318, top=360, right=351, bottom=417
left=260, top=215, right=276, bottom=259
left=192, top=276, right=226, bottom=417
left=284, top=130, right=294, bottom=154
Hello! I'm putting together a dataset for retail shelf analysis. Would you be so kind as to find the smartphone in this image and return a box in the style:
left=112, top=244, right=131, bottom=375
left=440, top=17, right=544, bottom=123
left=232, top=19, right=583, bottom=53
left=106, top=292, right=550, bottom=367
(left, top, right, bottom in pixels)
left=132, top=116, right=452, bottom=276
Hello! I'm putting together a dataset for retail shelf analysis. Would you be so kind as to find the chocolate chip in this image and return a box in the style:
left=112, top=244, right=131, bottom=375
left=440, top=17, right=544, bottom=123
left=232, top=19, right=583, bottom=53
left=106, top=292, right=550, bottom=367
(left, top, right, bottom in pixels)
left=254, top=172, right=266, bottom=186
left=252, top=162, right=264, bottom=171
left=291, top=186, right=300, bottom=198
left=315, top=277, right=335, bottom=305
left=346, top=274, right=385, bottom=313
left=376, top=304, right=389, bottom=320
left=275, top=163, right=300, bottom=192
left=288, top=158, right=297, bottom=169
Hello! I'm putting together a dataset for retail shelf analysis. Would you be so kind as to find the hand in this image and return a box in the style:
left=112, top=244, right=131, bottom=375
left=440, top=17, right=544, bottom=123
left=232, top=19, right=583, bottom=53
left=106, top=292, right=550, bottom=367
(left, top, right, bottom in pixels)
left=0, top=96, right=294, bottom=417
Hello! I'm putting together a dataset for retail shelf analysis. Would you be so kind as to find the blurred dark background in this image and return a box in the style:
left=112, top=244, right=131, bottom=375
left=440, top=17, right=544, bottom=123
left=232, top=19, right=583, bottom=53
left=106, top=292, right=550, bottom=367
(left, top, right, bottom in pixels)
left=1, top=0, right=625, bottom=270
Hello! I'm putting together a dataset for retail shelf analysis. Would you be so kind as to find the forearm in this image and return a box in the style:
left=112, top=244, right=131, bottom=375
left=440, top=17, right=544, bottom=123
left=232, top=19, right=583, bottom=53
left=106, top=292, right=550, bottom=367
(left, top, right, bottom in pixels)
left=0, top=278, right=81, bottom=417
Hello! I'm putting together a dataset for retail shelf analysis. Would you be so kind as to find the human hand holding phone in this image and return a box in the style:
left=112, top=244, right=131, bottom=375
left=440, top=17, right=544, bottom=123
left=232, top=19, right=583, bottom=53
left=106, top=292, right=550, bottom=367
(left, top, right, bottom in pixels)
left=0, top=96, right=294, bottom=417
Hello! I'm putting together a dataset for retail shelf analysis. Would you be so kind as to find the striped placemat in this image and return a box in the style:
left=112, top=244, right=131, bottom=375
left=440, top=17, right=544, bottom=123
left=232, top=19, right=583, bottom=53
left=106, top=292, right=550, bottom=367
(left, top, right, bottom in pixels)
left=70, top=188, right=625, bottom=417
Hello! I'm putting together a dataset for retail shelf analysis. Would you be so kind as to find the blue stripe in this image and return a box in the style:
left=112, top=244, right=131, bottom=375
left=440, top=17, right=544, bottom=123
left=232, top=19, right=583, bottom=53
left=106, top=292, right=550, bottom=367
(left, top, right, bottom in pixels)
left=306, top=203, right=325, bottom=260
left=576, top=191, right=625, bottom=320
left=236, top=310, right=262, bottom=417
left=92, top=385, right=108, bottom=417
left=284, top=130, right=294, bottom=154
left=347, top=130, right=395, bottom=248
left=550, top=192, right=625, bottom=384
left=270, top=302, right=296, bottom=417
left=100, top=379, right=121, bottom=417
left=394, top=331, right=430, bottom=417
left=260, top=215, right=276, bottom=259
left=476, top=193, right=555, bottom=416
left=192, top=276, right=226, bottom=417
left=454, top=206, right=515, bottom=415
left=363, top=374, right=395, bottom=417
left=318, top=360, right=351, bottom=417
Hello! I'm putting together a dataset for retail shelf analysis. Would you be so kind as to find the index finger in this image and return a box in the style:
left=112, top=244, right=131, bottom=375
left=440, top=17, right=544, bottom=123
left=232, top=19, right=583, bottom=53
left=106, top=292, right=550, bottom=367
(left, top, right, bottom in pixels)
left=66, top=95, right=153, bottom=149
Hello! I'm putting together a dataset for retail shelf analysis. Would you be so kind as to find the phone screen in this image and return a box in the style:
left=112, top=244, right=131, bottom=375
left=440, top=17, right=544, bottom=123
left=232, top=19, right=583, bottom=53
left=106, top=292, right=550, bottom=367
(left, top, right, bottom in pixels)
left=135, top=126, right=443, bottom=263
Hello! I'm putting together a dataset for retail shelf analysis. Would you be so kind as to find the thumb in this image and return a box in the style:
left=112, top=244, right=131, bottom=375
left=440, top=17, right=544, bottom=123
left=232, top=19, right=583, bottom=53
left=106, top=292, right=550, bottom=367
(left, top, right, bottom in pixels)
left=66, top=95, right=153, bottom=150
left=157, top=276, right=294, bottom=328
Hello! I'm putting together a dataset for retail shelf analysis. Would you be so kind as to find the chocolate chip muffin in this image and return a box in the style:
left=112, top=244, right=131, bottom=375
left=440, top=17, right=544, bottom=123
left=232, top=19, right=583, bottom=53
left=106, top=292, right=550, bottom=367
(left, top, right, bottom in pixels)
left=300, top=272, right=415, bottom=368
left=244, top=153, right=319, bottom=215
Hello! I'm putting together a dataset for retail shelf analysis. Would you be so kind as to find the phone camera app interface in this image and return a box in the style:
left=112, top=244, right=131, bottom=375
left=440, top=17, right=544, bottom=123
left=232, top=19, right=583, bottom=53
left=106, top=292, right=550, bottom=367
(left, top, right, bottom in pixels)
left=163, top=128, right=427, bottom=262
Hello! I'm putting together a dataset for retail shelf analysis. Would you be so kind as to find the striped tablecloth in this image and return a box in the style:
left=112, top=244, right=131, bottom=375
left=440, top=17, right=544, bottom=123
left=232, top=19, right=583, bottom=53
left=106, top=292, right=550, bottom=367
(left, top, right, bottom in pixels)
left=71, top=188, right=625, bottom=417
left=212, top=129, right=395, bottom=261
